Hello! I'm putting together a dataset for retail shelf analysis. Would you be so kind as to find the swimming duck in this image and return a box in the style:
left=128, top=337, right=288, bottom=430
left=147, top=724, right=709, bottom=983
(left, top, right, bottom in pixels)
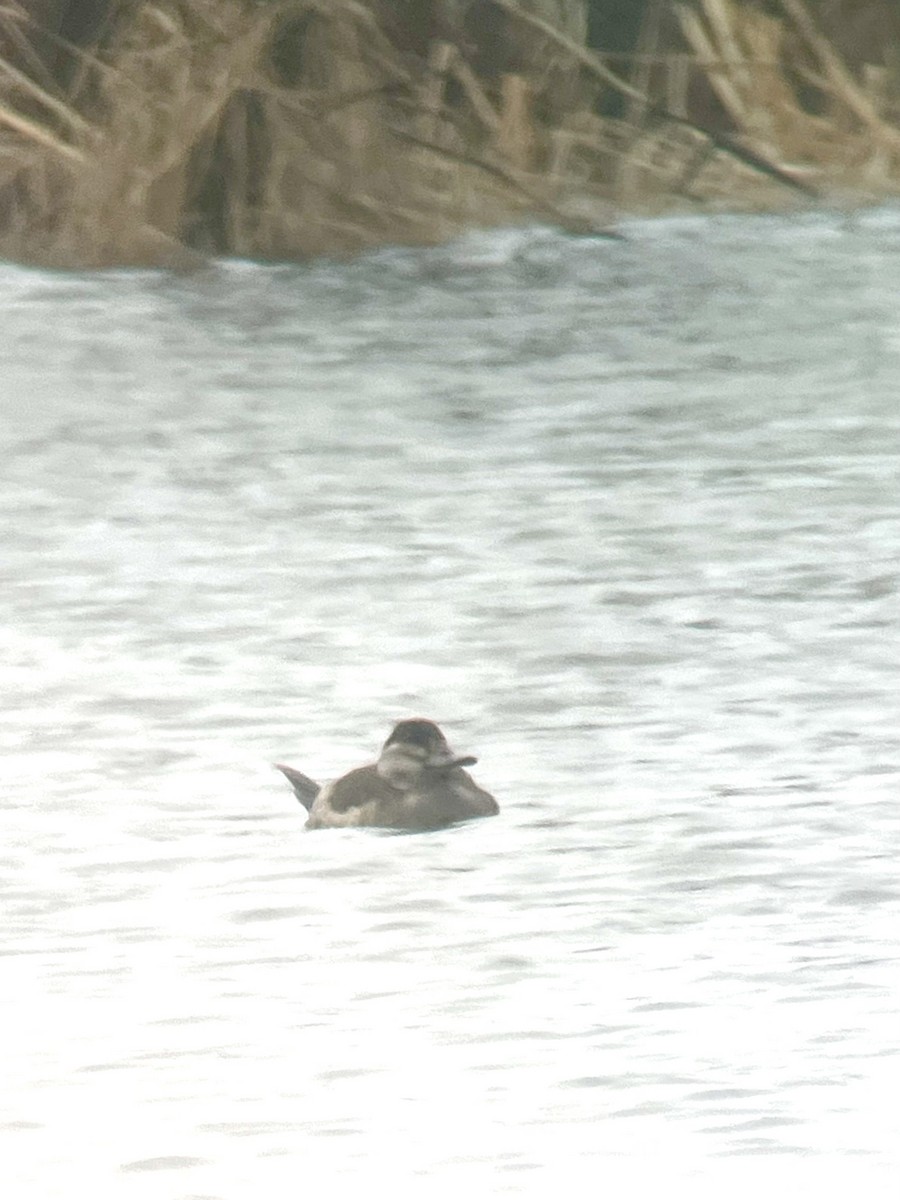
left=276, top=718, right=499, bottom=831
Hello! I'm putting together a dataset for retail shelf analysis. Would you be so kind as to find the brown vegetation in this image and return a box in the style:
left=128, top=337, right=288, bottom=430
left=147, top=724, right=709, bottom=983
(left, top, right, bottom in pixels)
left=0, top=0, right=898, bottom=268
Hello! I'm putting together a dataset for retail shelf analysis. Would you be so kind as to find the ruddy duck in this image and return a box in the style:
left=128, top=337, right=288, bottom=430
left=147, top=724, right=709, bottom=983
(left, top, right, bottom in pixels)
left=276, top=718, right=498, bottom=831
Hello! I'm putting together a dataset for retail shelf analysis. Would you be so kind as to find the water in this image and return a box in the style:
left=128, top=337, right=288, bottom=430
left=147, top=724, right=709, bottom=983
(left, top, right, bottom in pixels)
left=3, top=207, right=900, bottom=1198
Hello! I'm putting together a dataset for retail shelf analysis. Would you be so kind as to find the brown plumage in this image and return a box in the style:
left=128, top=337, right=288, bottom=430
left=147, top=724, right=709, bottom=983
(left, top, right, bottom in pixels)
left=276, top=719, right=498, bottom=831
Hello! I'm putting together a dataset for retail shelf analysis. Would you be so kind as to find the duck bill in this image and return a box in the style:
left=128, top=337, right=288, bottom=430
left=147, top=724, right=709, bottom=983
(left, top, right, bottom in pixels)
left=426, top=751, right=478, bottom=771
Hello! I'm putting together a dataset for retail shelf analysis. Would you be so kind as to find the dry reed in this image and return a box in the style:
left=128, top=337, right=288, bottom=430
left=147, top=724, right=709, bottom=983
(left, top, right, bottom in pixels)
left=0, top=0, right=898, bottom=268
left=0, top=0, right=615, bottom=267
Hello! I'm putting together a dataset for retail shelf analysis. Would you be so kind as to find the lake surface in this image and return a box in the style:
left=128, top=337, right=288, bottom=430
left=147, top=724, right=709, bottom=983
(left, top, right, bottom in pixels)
left=3, top=207, right=900, bottom=1199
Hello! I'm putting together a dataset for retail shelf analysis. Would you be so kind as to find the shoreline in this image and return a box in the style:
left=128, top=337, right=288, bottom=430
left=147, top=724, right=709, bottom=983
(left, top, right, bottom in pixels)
left=1, top=0, right=898, bottom=270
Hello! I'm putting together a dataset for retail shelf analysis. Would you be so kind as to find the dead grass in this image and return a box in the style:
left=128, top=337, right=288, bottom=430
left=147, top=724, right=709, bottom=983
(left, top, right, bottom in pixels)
left=0, top=0, right=898, bottom=268
left=672, top=0, right=900, bottom=195
left=0, top=0, right=609, bottom=268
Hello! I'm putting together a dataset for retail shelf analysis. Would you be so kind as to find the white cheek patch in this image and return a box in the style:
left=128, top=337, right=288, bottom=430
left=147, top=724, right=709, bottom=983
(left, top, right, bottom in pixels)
left=377, top=745, right=427, bottom=790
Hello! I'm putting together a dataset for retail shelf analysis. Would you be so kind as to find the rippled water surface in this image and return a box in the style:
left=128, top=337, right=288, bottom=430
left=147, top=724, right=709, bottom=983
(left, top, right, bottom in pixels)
left=3, top=208, right=900, bottom=1198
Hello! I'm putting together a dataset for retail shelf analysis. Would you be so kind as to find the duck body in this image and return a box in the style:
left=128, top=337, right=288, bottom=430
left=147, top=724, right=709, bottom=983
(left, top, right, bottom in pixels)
left=276, top=719, right=498, bottom=832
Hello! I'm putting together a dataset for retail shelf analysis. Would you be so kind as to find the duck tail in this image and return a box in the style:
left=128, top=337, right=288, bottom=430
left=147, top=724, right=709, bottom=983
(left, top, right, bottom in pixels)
left=274, top=763, right=320, bottom=811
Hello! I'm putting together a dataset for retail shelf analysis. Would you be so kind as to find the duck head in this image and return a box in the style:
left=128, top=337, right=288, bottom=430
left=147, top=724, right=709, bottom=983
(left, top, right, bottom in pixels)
left=376, top=718, right=477, bottom=791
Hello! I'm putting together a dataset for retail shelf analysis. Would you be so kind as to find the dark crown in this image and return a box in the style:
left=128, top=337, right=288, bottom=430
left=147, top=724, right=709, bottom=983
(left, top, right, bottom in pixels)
left=384, top=719, right=446, bottom=751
